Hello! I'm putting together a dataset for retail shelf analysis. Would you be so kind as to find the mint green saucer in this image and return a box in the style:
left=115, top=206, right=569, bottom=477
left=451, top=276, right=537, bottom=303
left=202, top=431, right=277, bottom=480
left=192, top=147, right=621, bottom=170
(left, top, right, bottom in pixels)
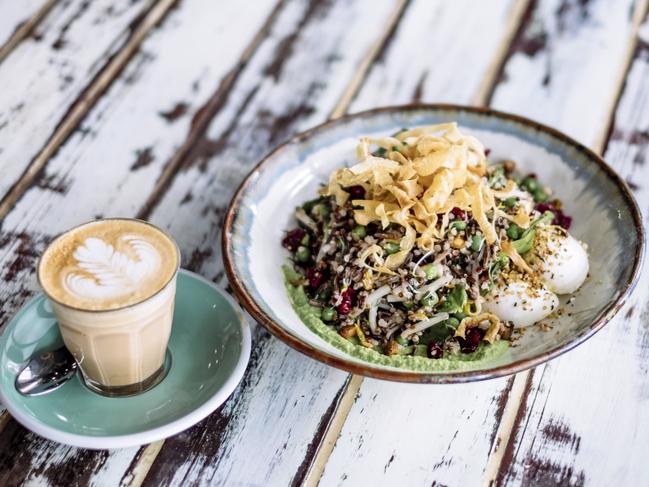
left=0, top=270, right=251, bottom=449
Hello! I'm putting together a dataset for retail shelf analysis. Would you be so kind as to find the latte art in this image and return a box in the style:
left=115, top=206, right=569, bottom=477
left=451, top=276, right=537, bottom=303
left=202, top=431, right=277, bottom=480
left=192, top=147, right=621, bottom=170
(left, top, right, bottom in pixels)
left=39, top=219, right=179, bottom=310
left=62, top=235, right=162, bottom=301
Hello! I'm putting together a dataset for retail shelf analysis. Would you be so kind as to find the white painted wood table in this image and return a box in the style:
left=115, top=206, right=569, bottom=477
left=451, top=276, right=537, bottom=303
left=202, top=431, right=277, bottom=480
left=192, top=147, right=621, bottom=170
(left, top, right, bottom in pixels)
left=0, top=0, right=647, bottom=485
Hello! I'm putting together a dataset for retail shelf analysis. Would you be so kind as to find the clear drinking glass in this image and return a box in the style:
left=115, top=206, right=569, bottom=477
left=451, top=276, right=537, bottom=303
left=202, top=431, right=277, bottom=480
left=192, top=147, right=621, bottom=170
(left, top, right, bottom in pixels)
left=37, top=219, right=180, bottom=397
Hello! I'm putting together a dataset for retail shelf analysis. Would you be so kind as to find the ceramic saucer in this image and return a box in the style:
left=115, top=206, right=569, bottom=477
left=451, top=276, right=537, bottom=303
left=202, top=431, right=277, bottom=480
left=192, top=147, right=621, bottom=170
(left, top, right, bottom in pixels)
left=0, top=269, right=251, bottom=449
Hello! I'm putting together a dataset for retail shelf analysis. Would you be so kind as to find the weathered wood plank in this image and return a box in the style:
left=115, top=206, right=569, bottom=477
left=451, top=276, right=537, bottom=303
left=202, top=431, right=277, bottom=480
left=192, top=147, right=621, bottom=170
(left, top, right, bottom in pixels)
left=497, top=18, right=649, bottom=487
left=0, top=0, right=283, bottom=484
left=0, top=0, right=177, bottom=214
left=490, top=0, right=644, bottom=150
left=349, top=0, right=528, bottom=111
left=0, top=0, right=54, bottom=62
left=318, top=0, right=642, bottom=485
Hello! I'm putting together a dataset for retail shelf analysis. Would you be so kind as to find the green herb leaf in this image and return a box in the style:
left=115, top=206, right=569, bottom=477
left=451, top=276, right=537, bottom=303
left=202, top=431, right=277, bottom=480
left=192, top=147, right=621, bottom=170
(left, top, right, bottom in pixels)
left=511, top=211, right=555, bottom=254
left=374, top=147, right=387, bottom=157
left=438, top=284, right=467, bottom=314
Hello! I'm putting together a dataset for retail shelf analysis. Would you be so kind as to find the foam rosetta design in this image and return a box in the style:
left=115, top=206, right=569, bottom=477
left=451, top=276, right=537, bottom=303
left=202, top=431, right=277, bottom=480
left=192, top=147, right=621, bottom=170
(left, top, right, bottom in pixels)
left=62, top=235, right=161, bottom=301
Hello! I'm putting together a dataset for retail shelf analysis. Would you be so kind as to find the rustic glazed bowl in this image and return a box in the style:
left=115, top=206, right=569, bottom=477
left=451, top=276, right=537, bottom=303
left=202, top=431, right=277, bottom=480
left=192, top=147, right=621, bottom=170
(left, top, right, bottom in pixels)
left=223, top=105, right=644, bottom=383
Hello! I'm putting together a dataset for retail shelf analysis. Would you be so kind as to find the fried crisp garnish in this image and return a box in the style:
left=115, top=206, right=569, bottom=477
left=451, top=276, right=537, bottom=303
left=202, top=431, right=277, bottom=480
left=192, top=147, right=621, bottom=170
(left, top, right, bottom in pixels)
left=321, top=123, right=502, bottom=262
left=455, top=313, right=501, bottom=344
left=356, top=243, right=396, bottom=276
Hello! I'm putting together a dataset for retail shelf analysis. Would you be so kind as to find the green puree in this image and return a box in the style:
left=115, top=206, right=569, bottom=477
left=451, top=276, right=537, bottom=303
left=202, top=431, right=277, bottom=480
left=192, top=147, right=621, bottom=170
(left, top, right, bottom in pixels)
left=283, top=267, right=508, bottom=372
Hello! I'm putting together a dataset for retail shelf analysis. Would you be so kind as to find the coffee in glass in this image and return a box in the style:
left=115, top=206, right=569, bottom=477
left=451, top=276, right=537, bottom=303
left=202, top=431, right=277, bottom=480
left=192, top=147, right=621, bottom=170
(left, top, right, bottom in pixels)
left=37, top=218, right=180, bottom=397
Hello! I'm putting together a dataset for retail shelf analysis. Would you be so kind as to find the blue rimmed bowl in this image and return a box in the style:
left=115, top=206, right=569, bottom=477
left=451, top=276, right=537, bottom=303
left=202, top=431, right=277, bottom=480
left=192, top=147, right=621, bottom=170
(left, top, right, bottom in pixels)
left=223, top=105, right=644, bottom=383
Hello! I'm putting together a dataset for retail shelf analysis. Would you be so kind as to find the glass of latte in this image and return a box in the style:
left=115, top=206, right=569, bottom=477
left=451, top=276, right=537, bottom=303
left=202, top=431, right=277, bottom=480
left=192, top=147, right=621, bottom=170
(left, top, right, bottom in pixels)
left=37, top=218, right=180, bottom=397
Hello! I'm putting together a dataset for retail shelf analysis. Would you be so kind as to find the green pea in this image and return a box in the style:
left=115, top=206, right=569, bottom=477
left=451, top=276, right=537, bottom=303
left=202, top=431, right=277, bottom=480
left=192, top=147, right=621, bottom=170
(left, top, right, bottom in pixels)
left=470, top=234, right=485, bottom=252
left=395, top=335, right=409, bottom=346
left=316, top=285, right=332, bottom=302
left=522, top=177, right=539, bottom=192
left=507, top=223, right=522, bottom=240
left=351, top=225, right=367, bottom=240
left=311, top=203, right=330, bottom=220
left=300, top=233, right=311, bottom=246
left=420, top=293, right=439, bottom=308
left=533, top=189, right=548, bottom=202
left=321, top=307, right=336, bottom=322
left=295, top=246, right=311, bottom=263
left=496, top=252, right=510, bottom=265
left=402, top=300, right=414, bottom=310
left=503, top=197, right=518, bottom=208
left=384, top=242, right=401, bottom=255
left=446, top=317, right=460, bottom=328
left=422, top=263, right=441, bottom=280
left=450, top=220, right=467, bottom=231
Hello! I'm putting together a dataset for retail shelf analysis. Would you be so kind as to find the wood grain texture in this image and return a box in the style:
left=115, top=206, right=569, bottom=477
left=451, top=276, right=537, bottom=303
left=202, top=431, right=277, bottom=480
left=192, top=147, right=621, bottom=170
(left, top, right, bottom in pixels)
left=0, top=1, right=643, bottom=487
left=0, top=0, right=282, bottom=484
left=318, top=0, right=642, bottom=485
left=0, top=0, right=54, bottom=62
left=349, top=0, right=527, bottom=111
left=498, top=17, right=649, bottom=487
left=141, top=1, right=407, bottom=484
left=0, top=0, right=398, bottom=484
left=490, top=0, right=642, bottom=149
left=0, top=0, right=168, bottom=210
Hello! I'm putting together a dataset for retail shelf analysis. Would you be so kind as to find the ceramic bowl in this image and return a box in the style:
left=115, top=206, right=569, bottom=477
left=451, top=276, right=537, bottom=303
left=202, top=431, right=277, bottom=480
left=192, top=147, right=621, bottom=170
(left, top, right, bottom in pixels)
left=223, top=105, right=644, bottom=383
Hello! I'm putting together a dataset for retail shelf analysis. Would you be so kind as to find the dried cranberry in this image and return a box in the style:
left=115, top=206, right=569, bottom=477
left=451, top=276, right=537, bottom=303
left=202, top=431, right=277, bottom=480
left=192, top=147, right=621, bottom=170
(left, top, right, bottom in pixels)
left=535, top=202, right=555, bottom=214
left=337, top=301, right=351, bottom=315
left=527, top=173, right=537, bottom=179
left=534, top=202, right=572, bottom=230
left=556, top=213, right=572, bottom=230
left=347, top=185, right=365, bottom=200
left=336, top=287, right=356, bottom=315
left=428, top=342, right=444, bottom=359
left=485, top=148, right=491, bottom=157
left=282, top=228, right=305, bottom=251
left=451, top=207, right=466, bottom=221
left=460, top=328, right=484, bottom=354
left=305, top=267, right=325, bottom=289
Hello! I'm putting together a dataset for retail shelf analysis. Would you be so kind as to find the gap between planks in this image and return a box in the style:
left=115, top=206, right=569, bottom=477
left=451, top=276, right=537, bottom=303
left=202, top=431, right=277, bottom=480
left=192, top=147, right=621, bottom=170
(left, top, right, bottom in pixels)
left=122, top=441, right=165, bottom=487
left=0, top=0, right=178, bottom=220
left=304, top=0, right=532, bottom=485
left=595, top=0, right=649, bottom=155
left=0, top=0, right=58, bottom=64
left=480, top=1, right=649, bottom=485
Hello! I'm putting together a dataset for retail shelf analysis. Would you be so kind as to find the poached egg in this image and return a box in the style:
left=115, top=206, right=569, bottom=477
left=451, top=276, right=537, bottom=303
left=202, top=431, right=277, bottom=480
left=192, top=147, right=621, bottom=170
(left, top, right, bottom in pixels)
left=483, top=281, right=559, bottom=328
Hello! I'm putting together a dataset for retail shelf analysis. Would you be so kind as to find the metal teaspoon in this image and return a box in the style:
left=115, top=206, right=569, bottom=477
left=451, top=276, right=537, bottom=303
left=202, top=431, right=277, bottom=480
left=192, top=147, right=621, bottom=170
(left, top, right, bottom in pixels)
left=15, top=346, right=77, bottom=396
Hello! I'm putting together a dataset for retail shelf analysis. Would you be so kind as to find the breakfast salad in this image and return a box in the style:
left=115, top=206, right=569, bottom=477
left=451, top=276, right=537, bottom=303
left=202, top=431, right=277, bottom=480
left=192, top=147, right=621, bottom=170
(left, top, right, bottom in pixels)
left=281, top=123, right=589, bottom=370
